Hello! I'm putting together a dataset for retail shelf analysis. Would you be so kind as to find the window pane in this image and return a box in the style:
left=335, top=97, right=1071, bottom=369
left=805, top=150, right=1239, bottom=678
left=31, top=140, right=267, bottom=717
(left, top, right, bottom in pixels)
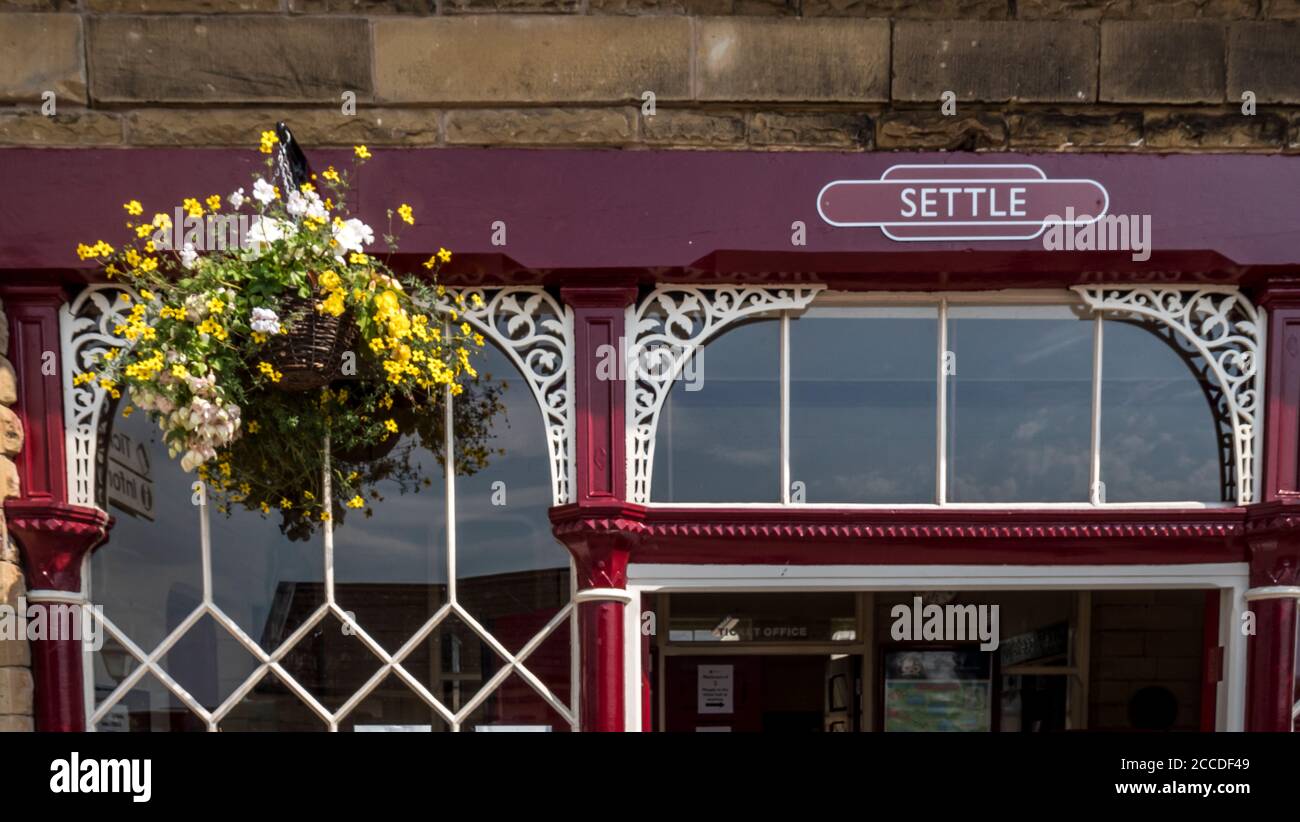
left=1100, top=319, right=1230, bottom=503
left=456, top=342, right=571, bottom=678
left=652, top=318, right=780, bottom=502
left=92, top=406, right=204, bottom=654
left=790, top=306, right=937, bottom=503
left=947, top=305, right=1093, bottom=503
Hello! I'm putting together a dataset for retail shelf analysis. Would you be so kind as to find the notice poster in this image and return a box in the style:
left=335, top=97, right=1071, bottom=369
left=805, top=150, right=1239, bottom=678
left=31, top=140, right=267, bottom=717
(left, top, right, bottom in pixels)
left=697, top=664, right=734, bottom=714
left=882, top=649, right=992, bottom=732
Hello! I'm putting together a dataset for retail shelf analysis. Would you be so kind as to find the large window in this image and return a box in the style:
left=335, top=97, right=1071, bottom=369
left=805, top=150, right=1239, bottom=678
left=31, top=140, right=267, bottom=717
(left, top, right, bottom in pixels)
left=651, top=293, right=1233, bottom=506
left=90, top=342, right=575, bottom=732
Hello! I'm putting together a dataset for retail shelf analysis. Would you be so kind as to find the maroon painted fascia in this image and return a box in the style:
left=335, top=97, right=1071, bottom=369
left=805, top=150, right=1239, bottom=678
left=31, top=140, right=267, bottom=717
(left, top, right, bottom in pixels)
left=7, top=149, right=1300, bottom=283
left=550, top=502, right=1273, bottom=567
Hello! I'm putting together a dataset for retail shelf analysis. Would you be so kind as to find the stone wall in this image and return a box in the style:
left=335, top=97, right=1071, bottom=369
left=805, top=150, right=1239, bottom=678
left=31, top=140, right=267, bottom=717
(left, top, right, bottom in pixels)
left=1, top=2, right=1300, bottom=151
left=0, top=302, right=31, bottom=732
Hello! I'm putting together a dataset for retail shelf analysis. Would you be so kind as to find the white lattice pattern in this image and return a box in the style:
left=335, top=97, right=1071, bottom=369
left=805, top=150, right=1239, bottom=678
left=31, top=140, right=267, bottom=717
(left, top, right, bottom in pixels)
left=626, top=284, right=823, bottom=503
left=1073, top=286, right=1262, bottom=505
left=63, top=283, right=577, bottom=731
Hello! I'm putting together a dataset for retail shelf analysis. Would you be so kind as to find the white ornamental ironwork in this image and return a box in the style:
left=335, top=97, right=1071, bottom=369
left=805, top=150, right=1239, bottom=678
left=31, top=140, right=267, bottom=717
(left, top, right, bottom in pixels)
left=626, top=284, right=823, bottom=503
left=62, top=284, right=575, bottom=508
left=62, top=282, right=577, bottom=731
left=428, top=287, right=574, bottom=506
left=1073, top=285, right=1262, bottom=506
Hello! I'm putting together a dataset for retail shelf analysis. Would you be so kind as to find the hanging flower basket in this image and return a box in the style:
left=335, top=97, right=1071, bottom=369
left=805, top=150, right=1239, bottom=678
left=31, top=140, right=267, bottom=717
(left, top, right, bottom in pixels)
left=72, top=128, right=490, bottom=536
left=265, top=290, right=357, bottom=391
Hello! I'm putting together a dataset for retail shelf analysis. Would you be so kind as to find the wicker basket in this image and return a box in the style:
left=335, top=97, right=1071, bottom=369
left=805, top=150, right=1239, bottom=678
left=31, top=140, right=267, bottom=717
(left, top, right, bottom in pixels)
left=265, top=292, right=357, bottom=391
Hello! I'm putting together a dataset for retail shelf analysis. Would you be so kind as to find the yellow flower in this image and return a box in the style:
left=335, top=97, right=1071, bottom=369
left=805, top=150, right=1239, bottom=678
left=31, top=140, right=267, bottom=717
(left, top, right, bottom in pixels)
left=182, top=198, right=204, bottom=218
left=303, top=490, right=316, bottom=502
left=151, top=212, right=172, bottom=230
left=319, top=270, right=341, bottom=290
left=278, top=497, right=292, bottom=510
left=438, top=247, right=452, bottom=263
left=123, top=200, right=143, bottom=216
left=347, top=495, right=365, bottom=509
left=383, top=419, right=398, bottom=433
left=317, top=290, right=345, bottom=318
left=140, top=289, right=155, bottom=301
left=322, top=166, right=340, bottom=183
left=354, top=145, right=371, bottom=160
left=207, top=297, right=225, bottom=314
left=397, top=204, right=414, bottom=225
left=247, top=421, right=260, bottom=434
left=320, top=511, right=331, bottom=522
left=121, top=406, right=134, bottom=418
left=257, top=361, right=283, bottom=383
left=134, top=224, right=153, bottom=239
left=260, top=130, right=279, bottom=154
left=260, top=501, right=271, bottom=514
left=349, top=253, right=368, bottom=265
left=139, top=257, right=158, bottom=272
left=205, top=194, right=222, bottom=212
left=299, top=181, right=315, bottom=193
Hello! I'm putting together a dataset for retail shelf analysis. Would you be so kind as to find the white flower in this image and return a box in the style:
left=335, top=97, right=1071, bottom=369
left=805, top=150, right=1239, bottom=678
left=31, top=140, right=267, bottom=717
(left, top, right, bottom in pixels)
left=252, top=178, right=276, bottom=206
left=183, top=294, right=208, bottom=322
left=228, top=188, right=245, bottom=209
left=179, top=242, right=198, bottom=269
left=331, top=218, right=374, bottom=256
left=304, top=190, right=328, bottom=222
left=244, top=216, right=295, bottom=257
left=285, top=190, right=308, bottom=218
left=250, top=307, right=281, bottom=335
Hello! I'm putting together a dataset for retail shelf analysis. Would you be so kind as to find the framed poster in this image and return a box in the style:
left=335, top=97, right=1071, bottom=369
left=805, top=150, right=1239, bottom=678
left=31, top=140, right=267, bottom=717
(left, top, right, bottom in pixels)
left=879, top=646, right=997, bottom=732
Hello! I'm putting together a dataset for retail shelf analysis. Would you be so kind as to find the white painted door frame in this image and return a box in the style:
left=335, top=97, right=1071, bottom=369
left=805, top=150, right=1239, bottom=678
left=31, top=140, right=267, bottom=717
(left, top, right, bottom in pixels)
left=623, top=562, right=1251, bottom=733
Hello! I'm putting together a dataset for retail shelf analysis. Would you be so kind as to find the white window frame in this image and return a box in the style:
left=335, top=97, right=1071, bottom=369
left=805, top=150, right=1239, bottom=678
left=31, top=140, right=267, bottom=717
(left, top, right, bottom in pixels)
left=631, top=286, right=1263, bottom=509
left=626, top=562, right=1251, bottom=732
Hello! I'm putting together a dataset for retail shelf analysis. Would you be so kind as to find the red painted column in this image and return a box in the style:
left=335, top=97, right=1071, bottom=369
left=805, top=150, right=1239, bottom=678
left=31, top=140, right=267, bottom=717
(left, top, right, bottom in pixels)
left=1244, top=286, right=1300, bottom=730
left=1, top=285, right=112, bottom=732
left=559, top=284, right=638, bottom=732
left=1242, top=516, right=1299, bottom=732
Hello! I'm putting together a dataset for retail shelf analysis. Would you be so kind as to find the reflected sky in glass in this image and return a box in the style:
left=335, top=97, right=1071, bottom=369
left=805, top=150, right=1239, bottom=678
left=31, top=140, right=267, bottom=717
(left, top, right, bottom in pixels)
left=790, top=307, right=937, bottom=503
left=947, top=305, right=1093, bottom=503
left=1101, top=319, right=1226, bottom=502
left=652, top=318, right=780, bottom=502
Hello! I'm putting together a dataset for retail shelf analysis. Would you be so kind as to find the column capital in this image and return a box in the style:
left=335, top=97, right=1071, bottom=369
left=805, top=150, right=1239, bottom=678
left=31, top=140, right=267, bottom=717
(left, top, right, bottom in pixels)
left=4, top=500, right=110, bottom=593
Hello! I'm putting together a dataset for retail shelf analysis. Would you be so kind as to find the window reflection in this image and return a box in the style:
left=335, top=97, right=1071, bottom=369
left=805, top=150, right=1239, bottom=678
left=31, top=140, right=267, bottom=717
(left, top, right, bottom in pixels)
left=93, top=337, right=571, bottom=731
left=790, top=307, right=936, bottom=503
left=92, top=405, right=204, bottom=720
left=1100, top=319, right=1230, bottom=503
left=947, top=305, right=1093, bottom=503
left=652, top=318, right=780, bottom=502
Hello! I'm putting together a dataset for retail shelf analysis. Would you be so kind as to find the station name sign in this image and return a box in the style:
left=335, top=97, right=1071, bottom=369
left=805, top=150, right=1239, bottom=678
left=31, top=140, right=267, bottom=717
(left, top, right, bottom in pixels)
left=817, top=164, right=1110, bottom=242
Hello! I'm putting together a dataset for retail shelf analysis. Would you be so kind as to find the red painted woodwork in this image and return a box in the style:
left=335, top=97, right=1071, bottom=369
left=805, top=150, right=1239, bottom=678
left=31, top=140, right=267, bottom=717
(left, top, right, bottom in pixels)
left=4, top=500, right=111, bottom=732
left=1243, top=500, right=1300, bottom=731
left=0, top=285, right=70, bottom=504
left=562, top=285, right=637, bottom=503
left=5, top=500, right=110, bottom=592
left=7, top=149, right=1300, bottom=283
left=1259, top=285, right=1300, bottom=500
left=558, top=287, right=638, bottom=731
left=552, top=503, right=1248, bottom=566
